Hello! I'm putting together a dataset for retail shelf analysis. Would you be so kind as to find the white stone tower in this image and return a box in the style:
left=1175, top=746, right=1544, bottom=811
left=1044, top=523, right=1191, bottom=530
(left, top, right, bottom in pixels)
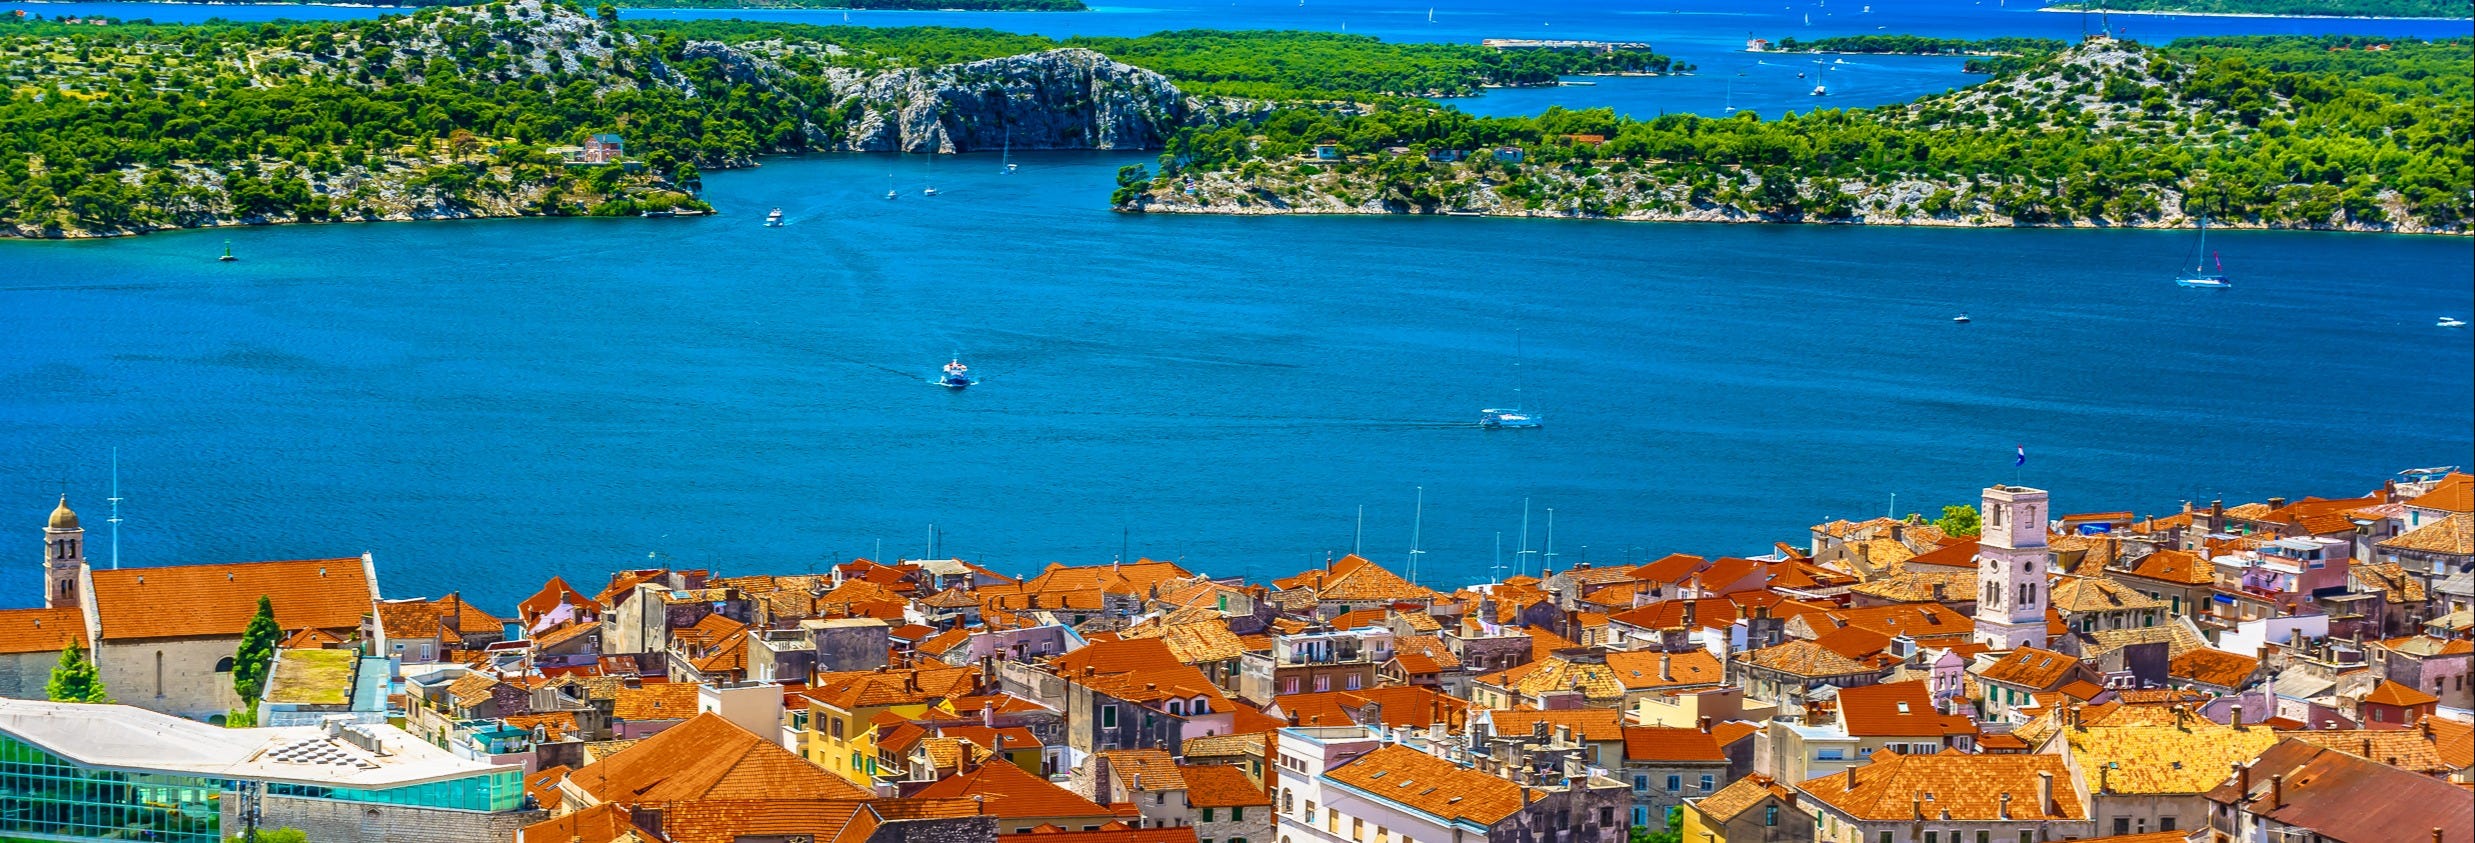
left=1973, top=484, right=2050, bottom=651
left=44, top=495, right=86, bottom=610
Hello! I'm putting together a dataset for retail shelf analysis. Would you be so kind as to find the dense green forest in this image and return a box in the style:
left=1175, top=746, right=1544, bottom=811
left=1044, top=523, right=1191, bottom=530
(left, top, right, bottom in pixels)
left=1128, top=35, right=2472, bottom=233
left=623, top=22, right=1684, bottom=97
left=1766, top=35, right=2067, bottom=73
left=2045, top=0, right=2468, bottom=17
left=0, top=2, right=1676, bottom=235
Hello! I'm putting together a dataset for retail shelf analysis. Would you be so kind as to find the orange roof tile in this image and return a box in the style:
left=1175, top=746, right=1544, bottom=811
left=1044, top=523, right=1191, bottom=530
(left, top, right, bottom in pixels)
left=87, top=557, right=372, bottom=641
left=521, top=803, right=644, bottom=843
left=1494, top=708, right=1630, bottom=743
left=2168, top=648, right=2260, bottom=689
left=915, top=756, right=1114, bottom=820
left=1837, top=680, right=1972, bottom=737
left=611, top=681, right=701, bottom=721
left=1692, top=774, right=1795, bottom=822
left=1621, top=727, right=1727, bottom=762
left=1324, top=744, right=1533, bottom=825
left=566, top=713, right=869, bottom=803
left=523, top=764, right=573, bottom=811
left=1180, top=763, right=1268, bottom=807
left=2406, top=473, right=2473, bottom=514
left=0, top=607, right=88, bottom=655
left=2363, top=678, right=2439, bottom=707
left=1798, top=753, right=2084, bottom=821
left=1975, top=647, right=2084, bottom=690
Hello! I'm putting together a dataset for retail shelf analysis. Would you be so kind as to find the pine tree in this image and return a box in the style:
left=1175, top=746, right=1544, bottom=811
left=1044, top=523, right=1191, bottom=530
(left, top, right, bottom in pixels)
left=46, top=640, right=110, bottom=704
left=232, top=595, right=281, bottom=707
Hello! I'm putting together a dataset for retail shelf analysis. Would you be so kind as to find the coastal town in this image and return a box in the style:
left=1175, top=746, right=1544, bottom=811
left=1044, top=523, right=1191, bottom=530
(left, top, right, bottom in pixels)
left=3, top=470, right=2471, bottom=843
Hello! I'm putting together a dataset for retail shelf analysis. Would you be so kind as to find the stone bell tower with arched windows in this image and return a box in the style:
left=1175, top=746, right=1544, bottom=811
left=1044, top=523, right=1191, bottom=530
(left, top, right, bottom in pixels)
left=1973, top=484, right=2050, bottom=651
left=44, top=495, right=88, bottom=611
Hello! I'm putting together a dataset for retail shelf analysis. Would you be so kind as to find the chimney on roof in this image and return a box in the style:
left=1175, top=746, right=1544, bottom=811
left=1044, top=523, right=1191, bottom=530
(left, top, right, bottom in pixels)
left=984, top=701, right=997, bottom=728
left=2235, top=762, right=2251, bottom=799
left=2098, top=764, right=2109, bottom=795
left=2037, top=771, right=2055, bottom=816
left=1554, top=724, right=1573, bottom=746
left=2364, top=737, right=2374, bottom=758
left=1998, top=792, right=2012, bottom=820
left=2270, top=773, right=2285, bottom=809
left=2232, top=708, right=2245, bottom=731
left=1698, top=716, right=1712, bottom=734
left=2268, top=497, right=2288, bottom=511
left=1532, top=719, right=1551, bottom=742
left=2422, top=719, right=2435, bottom=739
left=1659, top=654, right=1673, bottom=681
left=1911, top=796, right=1923, bottom=820
left=1844, top=765, right=1858, bottom=791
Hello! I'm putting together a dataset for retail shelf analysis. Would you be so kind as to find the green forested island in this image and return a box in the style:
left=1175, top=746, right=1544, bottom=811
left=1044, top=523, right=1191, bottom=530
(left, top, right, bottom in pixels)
left=1121, top=35, right=2472, bottom=234
left=0, top=3, right=1672, bottom=236
left=2044, top=0, right=2469, bottom=18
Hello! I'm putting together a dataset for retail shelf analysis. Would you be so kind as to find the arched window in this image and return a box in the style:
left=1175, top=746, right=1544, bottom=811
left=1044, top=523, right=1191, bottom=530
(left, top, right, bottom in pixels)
left=1282, top=789, right=1293, bottom=813
left=215, top=657, right=236, bottom=673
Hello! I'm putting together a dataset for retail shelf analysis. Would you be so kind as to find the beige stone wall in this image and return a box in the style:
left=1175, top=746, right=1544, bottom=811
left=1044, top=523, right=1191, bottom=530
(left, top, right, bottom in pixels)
left=94, top=635, right=246, bottom=719
left=0, top=652, right=59, bottom=700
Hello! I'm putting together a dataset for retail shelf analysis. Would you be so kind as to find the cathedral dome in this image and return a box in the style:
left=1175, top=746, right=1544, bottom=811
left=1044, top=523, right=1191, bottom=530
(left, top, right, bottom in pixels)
left=48, top=496, right=78, bottom=530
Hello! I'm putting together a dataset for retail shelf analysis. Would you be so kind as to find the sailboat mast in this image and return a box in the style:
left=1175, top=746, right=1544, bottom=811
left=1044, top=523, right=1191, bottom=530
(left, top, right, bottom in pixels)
left=1408, top=486, right=1425, bottom=585
left=1517, top=497, right=1533, bottom=578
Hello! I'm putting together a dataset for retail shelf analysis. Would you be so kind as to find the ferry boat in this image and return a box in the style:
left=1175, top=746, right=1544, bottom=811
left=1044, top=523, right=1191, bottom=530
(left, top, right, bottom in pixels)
left=764, top=208, right=784, bottom=227
left=2175, top=216, right=2232, bottom=288
left=937, top=358, right=976, bottom=389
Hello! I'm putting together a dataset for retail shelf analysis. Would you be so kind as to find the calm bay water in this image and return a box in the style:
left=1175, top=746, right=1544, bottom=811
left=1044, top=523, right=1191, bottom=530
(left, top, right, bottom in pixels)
left=4, top=1, right=2471, bottom=609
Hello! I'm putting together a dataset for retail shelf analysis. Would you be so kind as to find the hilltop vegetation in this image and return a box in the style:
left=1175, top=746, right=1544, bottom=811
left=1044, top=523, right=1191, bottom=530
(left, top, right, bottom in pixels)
left=1121, top=35, right=2473, bottom=235
left=0, top=4, right=1680, bottom=237
left=2045, top=0, right=2469, bottom=18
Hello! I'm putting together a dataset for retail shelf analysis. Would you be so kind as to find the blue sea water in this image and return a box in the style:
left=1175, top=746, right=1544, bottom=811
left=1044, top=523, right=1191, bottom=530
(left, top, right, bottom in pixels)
left=2, top=1, right=2471, bottom=610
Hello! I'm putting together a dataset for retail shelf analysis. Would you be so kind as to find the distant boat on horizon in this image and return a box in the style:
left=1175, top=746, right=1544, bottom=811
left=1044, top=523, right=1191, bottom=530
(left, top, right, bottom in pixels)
left=1481, top=330, right=1543, bottom=430
left=764, top=208, right=784, bottom=227
left=2440, top=317, right=2467, bottom=328
left=938, top=357, right=976, bottom=389
left=2176, top=216, right=2232, bottom=289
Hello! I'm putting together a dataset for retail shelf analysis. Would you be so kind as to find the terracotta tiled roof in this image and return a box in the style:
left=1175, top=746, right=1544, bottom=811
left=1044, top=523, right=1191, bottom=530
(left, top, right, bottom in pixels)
left=1391, top=635, right=1462, bottom=671
left=1477, top=655, right=1624, bottom=702
left=1180, top=763, right=1268, bottom=807
left=534, top=620, right=601, bottom=650
left=2082, top=622, right=2208, bottom=659
left=505, top=711, right=581, bottom=742
left=1692, top=774, right=1794, bottom=822
left=1837, top=681, right=1972, bottom=738
left=1051, top=638, right=1226, bottom=704
left=2275, top=728, right=2456, bottom=775
left=1122, top=619, right=1246, bottom=664
left=2363, top=678, right=2439, bottom=707
left=915, top=754, right=1113, bottom=820
left=2048, top=577, right=2168, bottom=613
left=650, top=799, right=880, bottom=843
left=2380, top=513, right=2474, bottom=556
left=1621, top=726, right=1727, bottom=762
left=1493, top=708, right=1629, bottom=743
left=521, top=576, right=603, bottom=622
left=806, top=665, right=978, bottom=711
left=1846, top=570, right=1977, bottom=604
left=1183, top=732, right=1265, bottom=759
left=2121, top=549, right=2215, bottom=586
left=1975, top=647, right=2083, bottom=690
left=689, top=628, right=749, bottom=675
left=1602, top=649, right=1727, bottom=691
left=1001, top=826, right=1201, bottom=843
left=1797, top=753, right=2084, bottom=821
left=521, top=803, right=647, bottom=843
left=2066, top=722, right=2279, bottom=794
left=524, top=764, right=573, bottom=811
left=567, top=713, right=869, bottom=803
left=87, top=557, right=372, bottom=641
left=1324, top=744, right=1531, bottom=825
left=2405, top=473, right=2473, bottom=514
left=2167, top=648, right=2259, bottom=689
left=2204, top=739, right=2474, bottom=843
left=611, top=681, right=700, bottom=721
left=1804, top=603, right=1973, bottom=641
left=1736, top=640, right=1871, bottom=678
left=0, top=607, right=88, bottom=655
left=1283, top=555, right=1440, bottom=603
left=1099, top=749, right=1186, bottom=794
left=446, top=672, right=503, bottom=710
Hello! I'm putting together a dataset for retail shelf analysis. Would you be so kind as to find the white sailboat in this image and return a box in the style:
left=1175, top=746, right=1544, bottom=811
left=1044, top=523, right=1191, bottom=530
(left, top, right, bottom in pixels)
left=2175, top=216, right=2231, bottom=288
left=885, top=171, right=898, bottom=201
left=1481, top=330, right=1544, bottom=430
left=1810, top=58, right=1828, bottom=95
left=1000, top=128, right=1017, bottom=174
left=923, top=154, right=938, bottom=196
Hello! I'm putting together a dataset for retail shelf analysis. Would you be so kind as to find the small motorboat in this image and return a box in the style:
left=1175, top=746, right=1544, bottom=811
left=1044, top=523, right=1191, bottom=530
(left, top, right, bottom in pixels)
left=1953, top=314, right=1971, bottom=324
left=764, top=208, right=784, bottom=227
left=885, top=189, right=898, bottom=200
left=938, top=358, right=976, bottom=389
left=1481, top=408, right=1542, bottom=430
left=2441, top=317, right=2469, bottom=328
left=923, top=186, right=938, bottom=197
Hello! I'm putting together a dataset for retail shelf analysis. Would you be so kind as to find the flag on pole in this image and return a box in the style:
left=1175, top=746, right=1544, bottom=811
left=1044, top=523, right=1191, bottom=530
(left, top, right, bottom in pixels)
left=2016, top=445, right=2026, bottom=467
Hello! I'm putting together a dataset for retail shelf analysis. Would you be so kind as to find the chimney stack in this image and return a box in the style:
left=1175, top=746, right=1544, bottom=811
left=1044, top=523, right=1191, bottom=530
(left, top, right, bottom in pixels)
left=1659, top=653, right=1673, bottom=681
left=2232, top=708, right=2244, bottom=731
left=2236, top=762, right=2250, bottom=799
left=1698, top=716, right=1713, bottom=734
left=1999, top=792, right=2013, bottom=820
left=2037, top=771, right=2055, bottom=816
left=2270, top=774, right=2285, bottom=809
left=1844, top=765, right=1858, bottom=791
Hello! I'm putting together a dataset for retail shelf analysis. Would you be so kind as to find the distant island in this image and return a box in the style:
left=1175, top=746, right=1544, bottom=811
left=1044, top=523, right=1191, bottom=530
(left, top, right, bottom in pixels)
left=0, top=1, right=1675, bottom=237
left=1117, top=35, right=2473, bottom=235
left=1758, top=35, right=2067, bottom=73
left=2043, top=0, right=2470, bottom=18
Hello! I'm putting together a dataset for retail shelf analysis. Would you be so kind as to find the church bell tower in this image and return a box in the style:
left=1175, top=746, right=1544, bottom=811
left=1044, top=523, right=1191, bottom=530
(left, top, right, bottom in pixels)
left=1973, top=484, right=2050, bottom=651
left=44, top=495, right=86, bottom=610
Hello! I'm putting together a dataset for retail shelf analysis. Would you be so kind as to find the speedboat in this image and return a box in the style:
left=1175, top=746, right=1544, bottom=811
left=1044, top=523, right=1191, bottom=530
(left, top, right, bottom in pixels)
left=764, top=208, right=784, bottom=227
left=938, top=358, right=976, bottom=389
left=1481, top=408, right=1542, bottom=430
left=923, top=186, right=938, bottom=197
left=2442, top=317, right=2469, bottom=328
left=1953, top=314, right=1971, bottom=324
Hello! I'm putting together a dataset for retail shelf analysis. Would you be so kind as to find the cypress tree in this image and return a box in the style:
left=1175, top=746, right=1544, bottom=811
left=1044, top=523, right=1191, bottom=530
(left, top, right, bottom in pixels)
left=46, top=640, right=110, bottom=704
left=232, top=595, right=281, bottom=707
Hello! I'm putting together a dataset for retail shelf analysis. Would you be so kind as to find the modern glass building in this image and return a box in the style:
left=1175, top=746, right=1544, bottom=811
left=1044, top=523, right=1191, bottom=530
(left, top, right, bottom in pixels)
left=0, top=699, right=525, bottom=843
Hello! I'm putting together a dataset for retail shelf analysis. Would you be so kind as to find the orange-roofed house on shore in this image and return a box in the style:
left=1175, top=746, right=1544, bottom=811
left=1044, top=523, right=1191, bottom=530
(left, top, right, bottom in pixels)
left=1682, top=773, right=1810, bottom=843
left=798, top=663, right=981, bottom=786
left=1794, top=752, right=2092, bottom=843
left=74, top=547, right=380, bottom=720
